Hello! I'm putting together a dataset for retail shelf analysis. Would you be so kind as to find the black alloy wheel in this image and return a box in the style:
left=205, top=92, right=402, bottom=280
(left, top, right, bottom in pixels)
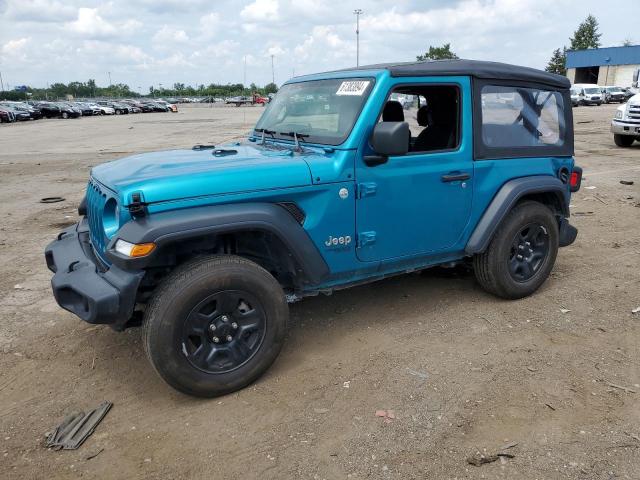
left=181, top=290, right=267, bottom=374
left=508, top=223, right=550, bottom=282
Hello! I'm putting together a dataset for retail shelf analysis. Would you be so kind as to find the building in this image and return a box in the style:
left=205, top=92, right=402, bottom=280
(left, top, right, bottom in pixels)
left=566, top=44, right=640, bottom=86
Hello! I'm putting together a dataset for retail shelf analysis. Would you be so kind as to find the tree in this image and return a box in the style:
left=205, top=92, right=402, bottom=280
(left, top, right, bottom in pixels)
left=569, top=15, right=601, bottom=50
left=264, top=82, right=278, bottom=94
left=622, top=38, right=633, bottom=47
left=545, top=47, right=567, bottom=75
left=416, top=43, right=458, bottom=61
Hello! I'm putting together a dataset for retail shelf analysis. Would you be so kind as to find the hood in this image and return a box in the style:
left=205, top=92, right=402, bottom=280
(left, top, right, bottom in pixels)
left=91, top=143, right=314, bottom=204
left=628, top=93, right=640, bottom=105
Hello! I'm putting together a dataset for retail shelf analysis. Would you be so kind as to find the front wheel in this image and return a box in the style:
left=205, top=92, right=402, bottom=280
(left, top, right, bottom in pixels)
left=614, top=134, right=635, bottom=147
left=61, top=112, right=69, bottom=119
left=473, top=201, right=559, bottom=299
left=143, top=255, right=288, bottom=397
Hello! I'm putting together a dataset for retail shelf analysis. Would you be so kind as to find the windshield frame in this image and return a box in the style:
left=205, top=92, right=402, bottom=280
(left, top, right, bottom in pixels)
left=253, top=76, right=375, bottom=147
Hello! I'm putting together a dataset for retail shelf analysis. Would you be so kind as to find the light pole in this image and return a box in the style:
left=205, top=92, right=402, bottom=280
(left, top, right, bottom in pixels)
left=0, top=71, right=4, bottom=92
left=354, top=9, right=363, bottom=67
left=108, top=71, right=112, bottom=86
left=270, top=54, right=275, bottom=85
left=243, top=55, right=247, bottom=90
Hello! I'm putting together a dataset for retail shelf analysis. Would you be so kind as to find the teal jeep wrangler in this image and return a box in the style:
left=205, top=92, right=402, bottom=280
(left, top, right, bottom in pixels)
left=46, top=60, right=582, bottom=397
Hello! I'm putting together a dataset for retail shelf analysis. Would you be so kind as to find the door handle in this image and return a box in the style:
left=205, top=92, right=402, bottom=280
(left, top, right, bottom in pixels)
left=441, top=172, right=471, bottom=182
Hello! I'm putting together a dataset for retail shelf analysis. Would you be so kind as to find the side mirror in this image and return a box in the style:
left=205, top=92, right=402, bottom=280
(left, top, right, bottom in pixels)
left=366, top=121, right=410, bottom=166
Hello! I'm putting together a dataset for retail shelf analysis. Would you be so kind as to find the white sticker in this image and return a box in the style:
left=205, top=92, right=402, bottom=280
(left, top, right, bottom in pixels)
left=336, top=80, right=370, bottom=96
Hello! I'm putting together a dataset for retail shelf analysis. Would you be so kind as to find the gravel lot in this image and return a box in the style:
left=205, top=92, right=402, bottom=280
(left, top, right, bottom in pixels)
left=0, top=103, right=639, bottom=479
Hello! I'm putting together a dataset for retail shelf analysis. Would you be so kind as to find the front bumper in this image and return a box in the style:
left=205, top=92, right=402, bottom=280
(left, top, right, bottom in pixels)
left=611, top=120, right=640, bottom=136
left=45, top=219, right=143, bottom=330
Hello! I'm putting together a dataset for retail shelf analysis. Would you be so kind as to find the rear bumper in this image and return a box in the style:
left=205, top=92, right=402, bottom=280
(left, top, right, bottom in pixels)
left=559, top=217, right=578, bottom=247
left=611, top=120, right=640, bottom=136
left=45, top=219, right=143, bottom=330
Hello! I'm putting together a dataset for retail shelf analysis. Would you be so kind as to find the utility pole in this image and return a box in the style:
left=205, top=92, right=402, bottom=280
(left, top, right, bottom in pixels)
left=108, top=71, right=112, bottom=86
left=354, top=9, right=363, bottom=67
left=243, top=56, right=247, bottom=90
left=0, top=71, right=4, bottom=92
left=271, top=54, right=275, bottom=84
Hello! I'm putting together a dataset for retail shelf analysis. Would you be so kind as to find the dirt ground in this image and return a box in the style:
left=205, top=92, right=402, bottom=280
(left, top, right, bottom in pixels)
left=0, top=102, right=639, bottom=480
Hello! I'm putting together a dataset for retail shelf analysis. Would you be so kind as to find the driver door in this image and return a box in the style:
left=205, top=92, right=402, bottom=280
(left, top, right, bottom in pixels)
left=355, top=78, right=474, bottom=262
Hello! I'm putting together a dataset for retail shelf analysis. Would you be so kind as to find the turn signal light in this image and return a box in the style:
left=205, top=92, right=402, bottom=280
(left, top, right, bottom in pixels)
left=114, top=239, right=156, bottom=257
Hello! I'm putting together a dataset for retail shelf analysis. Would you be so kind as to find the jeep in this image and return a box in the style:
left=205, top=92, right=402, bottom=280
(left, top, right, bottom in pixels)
left=45, top=59, right=582, bottom=397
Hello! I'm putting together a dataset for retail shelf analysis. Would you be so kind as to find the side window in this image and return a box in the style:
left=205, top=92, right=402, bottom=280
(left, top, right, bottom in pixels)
left=379, top=85, right=460, bottom=153
left=480, top=85, right=565, bottom=148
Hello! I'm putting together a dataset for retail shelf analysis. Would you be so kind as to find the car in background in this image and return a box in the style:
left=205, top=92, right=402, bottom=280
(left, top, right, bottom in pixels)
left=157, top=99, right=178, bottom=112
left=570, top=87, right=581, bottom=106
left=611, top=93, right=640, bottom=147
left=0, top=103, right=32, bottom=121
left=2, top=101, right=42, bottom=120
left=91, top=103, right=114, bottom=115
left=55, top=102, right=82, bottom=119
left=97, top=101, right=129, bottom=115
left=602, top=86, right=626, bottom=103
left=572, top=84, right=603, bottom=106
left=142, top=101, right=169, bottom=112
left=0, top=106, right=16, bottom=123
left=33, top=102, right=63, bottom=118
left=74, top=102, right=97, bottom=116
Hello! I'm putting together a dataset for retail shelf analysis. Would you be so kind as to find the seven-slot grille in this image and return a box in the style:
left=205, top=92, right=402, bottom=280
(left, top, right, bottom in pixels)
left=86, top=178, right=109, bottom=257
left=626, top=104, right=640, bottom=124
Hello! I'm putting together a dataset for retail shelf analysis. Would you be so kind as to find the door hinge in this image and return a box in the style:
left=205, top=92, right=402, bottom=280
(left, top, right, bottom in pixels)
left=357, top=231, right=377, bottom=248
left=357, top=182, right=377, bottom=199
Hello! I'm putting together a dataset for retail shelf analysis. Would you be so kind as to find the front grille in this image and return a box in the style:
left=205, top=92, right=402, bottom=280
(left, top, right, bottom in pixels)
left=628, top=105, right=640, bottom=120
left=86, top=178, right=109, bottom=260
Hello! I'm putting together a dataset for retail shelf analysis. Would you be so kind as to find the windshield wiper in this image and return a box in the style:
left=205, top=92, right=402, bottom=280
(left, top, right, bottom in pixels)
left=254, top=128, right=276, bottom=145
left=279, top=131, right=310, bottom=151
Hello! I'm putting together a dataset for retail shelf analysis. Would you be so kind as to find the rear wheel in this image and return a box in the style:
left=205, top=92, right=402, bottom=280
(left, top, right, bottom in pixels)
left=614, top=134, right=635, bottom=147
left=61, top=112, right=69, bottom=119
left=473, top=201, right=559, bottom=299
left=143, top=255, right=288, bottom=397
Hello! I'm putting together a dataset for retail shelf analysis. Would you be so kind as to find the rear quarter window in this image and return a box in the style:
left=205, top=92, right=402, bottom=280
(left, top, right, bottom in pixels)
left=480, top=85, right=565, bottom=149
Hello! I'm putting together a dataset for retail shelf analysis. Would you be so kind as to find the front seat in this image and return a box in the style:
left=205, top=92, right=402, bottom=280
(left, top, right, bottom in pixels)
left=414, top=95, right=456, bottom=151
left=382, top=100, right=405, bottom=122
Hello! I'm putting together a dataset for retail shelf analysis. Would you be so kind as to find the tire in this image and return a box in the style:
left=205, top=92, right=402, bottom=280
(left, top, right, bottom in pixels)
left=115, top=109, right=121, bottom=115
left=143, top=255, right=288, bottom=397
left=61, top=112, right=69, bottom=119
left=614, top=134, right=635, bottom=147
left=473, top=201, right=559, bottom=300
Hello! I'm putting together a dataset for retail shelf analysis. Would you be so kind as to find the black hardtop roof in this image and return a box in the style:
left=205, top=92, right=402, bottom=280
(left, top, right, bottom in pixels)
left=336, top=59, right=570, bottom=89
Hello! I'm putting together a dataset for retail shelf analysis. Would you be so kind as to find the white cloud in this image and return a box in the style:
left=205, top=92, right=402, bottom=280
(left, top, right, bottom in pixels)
left=69, top=8, right=117, bottom=37
left=1, top=37, right=31, bottom=60
left=240, top=0, right=279, bottom=22
left=153, top=26, right=189, bottom=45
left=5, top=0, right=75, bottom=23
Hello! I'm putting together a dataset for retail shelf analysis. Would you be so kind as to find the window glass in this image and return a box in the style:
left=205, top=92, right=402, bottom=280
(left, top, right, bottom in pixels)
left=481, top=85, right=564, bottom=148
left=379, top=86, right=459, bottom=153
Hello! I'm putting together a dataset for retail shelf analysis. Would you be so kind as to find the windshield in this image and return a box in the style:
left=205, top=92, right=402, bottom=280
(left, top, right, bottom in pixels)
left=609, top=87, right=622, bottom=92
left=254, top=78, right=374, bottom=145
left=584, top=88, right=600, bottom=94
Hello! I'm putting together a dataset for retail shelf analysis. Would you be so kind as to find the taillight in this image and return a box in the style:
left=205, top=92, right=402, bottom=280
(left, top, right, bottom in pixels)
left=569, top=166, right=582, bottom=192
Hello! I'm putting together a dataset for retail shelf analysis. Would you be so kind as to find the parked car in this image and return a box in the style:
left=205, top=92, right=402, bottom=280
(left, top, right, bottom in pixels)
left=226, top=95, right=253, bottom=106
left=34, top=102, right=63, bottom=118
left=156, top=99, right=178, bottom=112
left=570, top=87, right=581, bottom=106
left=92, top=103, right=115, bottom=115
left=611, top=93, right=640, bottom=147
left=74, top=102, right=97, bottom=116
left=97, top=101, right=128, bottom=115
left=602, top=86, right=626, bottom=103
left=572, top=84, right=603, bottom=105
left=0, top=103, right=32, bottom=121
left=1, top=101, right=42, bottom=120
left=0, top=106, right=16, bottom=123
left=45, top=59, right=581, bottom=397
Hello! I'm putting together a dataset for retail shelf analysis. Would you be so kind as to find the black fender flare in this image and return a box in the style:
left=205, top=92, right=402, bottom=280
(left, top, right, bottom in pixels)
left=105, top=203, right=330, bottom=286
left=465, top=176, right=569, bottom=255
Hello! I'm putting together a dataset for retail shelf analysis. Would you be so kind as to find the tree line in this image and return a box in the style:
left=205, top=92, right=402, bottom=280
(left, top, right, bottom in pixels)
left=1, top=80, right=279, bottom=101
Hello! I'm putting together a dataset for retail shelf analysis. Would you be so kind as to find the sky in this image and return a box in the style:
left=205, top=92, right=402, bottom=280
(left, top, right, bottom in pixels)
left=0, top=0, right=637, bottom=91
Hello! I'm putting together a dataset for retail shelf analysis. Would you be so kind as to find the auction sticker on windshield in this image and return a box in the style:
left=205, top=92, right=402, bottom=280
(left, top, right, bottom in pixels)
left=336, top=81, right=370, bottom=96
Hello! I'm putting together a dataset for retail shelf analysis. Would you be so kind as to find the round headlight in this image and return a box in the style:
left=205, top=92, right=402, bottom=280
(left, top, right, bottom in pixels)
left=103, top=198, right=120, bottom=238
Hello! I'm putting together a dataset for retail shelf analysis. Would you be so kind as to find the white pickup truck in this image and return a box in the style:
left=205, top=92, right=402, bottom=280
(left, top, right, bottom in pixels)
left=611, top=93, right=640, bottom=147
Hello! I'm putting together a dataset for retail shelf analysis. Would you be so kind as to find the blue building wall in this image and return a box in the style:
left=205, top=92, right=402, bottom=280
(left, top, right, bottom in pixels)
left=567, top=45, right=640, bottom=68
